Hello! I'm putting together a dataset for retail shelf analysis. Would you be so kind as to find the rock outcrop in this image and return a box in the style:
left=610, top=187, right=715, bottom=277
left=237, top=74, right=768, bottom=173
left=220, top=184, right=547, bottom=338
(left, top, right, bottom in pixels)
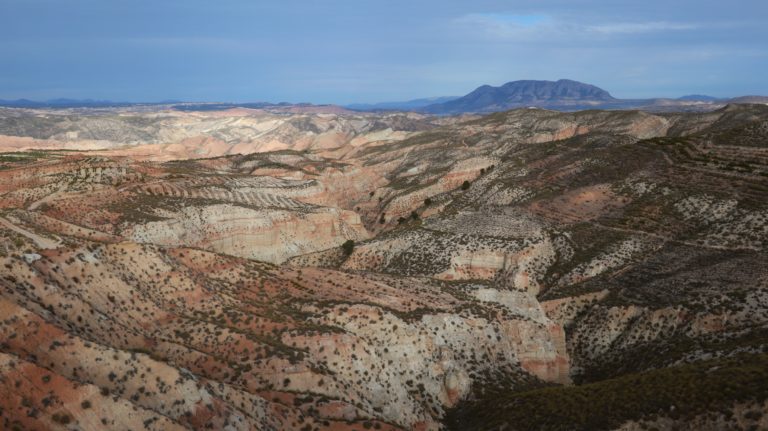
left=125, top=204, right=368, bottom=264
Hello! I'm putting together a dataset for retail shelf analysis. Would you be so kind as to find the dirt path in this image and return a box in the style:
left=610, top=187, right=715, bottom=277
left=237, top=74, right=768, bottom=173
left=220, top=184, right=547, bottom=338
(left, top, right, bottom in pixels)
left=0, top=217, right=61, bottom=249
left=27, top=184, right=66, bottom=211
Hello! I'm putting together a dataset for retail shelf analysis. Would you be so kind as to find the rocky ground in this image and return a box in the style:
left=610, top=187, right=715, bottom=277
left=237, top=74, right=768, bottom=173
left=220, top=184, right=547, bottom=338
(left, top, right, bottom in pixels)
left=1, top=103, right=767, bottom=430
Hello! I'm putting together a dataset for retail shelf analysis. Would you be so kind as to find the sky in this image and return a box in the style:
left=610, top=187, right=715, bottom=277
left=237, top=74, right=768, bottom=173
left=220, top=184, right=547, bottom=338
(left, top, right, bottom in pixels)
left=1, top=0, right=766, bottom=104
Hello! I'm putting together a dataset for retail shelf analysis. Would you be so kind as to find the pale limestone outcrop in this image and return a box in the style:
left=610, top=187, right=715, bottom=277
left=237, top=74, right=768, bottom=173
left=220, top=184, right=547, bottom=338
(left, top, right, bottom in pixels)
left=288, top=300, right=569, bottom=430
left=472, top=288, right=570, bottom=382
left=124, top=203, right=368, bottom=263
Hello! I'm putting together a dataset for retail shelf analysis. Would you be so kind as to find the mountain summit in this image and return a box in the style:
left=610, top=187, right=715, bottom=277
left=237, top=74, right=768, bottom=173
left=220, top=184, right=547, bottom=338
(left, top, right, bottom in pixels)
left=424, top=79, right=616, bottom=114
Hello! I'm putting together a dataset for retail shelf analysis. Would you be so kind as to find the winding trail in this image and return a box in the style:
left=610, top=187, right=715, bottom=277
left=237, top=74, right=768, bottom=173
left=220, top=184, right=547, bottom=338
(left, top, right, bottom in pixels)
left=27, top=184, right=66, bottom=211
left=0, top=216, right=61, bottom=249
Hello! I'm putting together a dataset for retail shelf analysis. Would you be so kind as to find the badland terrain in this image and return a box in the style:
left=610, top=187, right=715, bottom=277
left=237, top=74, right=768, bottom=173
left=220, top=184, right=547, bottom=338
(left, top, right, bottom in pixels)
left=0, top=92, right=767, bottom=430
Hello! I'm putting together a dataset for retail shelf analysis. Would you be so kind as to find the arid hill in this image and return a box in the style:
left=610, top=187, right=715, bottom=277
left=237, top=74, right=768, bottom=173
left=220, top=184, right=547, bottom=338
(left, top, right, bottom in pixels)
left=1, top=104, right=767, bottom=430
left=0, top=107, right=446, bottom=161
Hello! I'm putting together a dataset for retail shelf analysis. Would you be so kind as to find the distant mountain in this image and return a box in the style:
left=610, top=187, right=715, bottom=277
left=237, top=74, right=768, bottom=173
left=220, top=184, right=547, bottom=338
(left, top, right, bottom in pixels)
left=346, top=96, right=460, bottom=111
left=677, top=95, right=720, bottom=102
left=0, top=99, right=38, bottom=108
left=728, top=95, right=768, bottom=104
left=3, top=84, right=765, bottom=115
left=172, top=102, right=283, bottom=111
left=423, top=79, right=616, bottom=114
left=0, top=98, right=134, bottom=108
left=170, top=102, right=354, bottom=115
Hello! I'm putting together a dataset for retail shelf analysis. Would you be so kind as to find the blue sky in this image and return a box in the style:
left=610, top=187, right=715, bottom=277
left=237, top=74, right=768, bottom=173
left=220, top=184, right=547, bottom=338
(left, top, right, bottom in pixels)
left=1, top=0, right=766, bottom=103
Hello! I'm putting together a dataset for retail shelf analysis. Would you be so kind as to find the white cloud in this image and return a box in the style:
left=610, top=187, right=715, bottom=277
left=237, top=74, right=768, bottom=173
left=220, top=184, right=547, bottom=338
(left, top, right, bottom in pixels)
left=455, top=13, right=553, bottom=38
left=587, top=21, right=699, bottom=34
left=455, top=13, right=701, bottom=40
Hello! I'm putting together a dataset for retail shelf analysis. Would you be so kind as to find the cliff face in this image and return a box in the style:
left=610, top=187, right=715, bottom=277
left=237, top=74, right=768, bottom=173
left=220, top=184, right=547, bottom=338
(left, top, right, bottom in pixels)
left=125, top=204, right=369, bottom=264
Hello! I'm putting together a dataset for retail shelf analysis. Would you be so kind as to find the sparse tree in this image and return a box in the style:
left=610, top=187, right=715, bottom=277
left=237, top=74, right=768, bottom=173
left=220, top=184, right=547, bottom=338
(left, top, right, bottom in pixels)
left=341, top=239, right=355, bottom=255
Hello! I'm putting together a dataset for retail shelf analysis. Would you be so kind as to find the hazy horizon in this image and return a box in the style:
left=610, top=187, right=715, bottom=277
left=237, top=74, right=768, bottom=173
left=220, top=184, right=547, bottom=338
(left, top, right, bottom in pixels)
left=2, top=0, right=767, bottom=104
left=0, top=78, right=758, bottom=106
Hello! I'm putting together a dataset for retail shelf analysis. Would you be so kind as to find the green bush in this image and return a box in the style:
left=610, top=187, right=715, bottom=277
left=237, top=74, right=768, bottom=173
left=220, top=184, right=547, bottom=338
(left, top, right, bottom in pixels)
left=341, top=240, right=355, bottom=256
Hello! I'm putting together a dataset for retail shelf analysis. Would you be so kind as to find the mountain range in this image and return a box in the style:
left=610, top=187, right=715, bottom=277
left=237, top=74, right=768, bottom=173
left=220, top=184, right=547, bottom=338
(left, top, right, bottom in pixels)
left=4, top=79, right=767, bottom=114
left=422, top=79, right=615, bottom=113
left=0, top=98, right=138, bottom=109
left=419, top=79, right=768, bottom=114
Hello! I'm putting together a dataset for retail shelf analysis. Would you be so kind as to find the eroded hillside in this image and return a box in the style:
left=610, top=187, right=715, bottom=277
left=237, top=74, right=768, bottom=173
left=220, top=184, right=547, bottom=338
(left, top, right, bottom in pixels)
left=1, top=104, right=767, bottom=430
left=0, top=107, right=444, bottom=161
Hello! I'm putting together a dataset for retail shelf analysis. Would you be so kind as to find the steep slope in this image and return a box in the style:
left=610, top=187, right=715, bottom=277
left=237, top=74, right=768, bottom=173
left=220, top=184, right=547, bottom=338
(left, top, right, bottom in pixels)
left=0, top=238, right=568, bottom=430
